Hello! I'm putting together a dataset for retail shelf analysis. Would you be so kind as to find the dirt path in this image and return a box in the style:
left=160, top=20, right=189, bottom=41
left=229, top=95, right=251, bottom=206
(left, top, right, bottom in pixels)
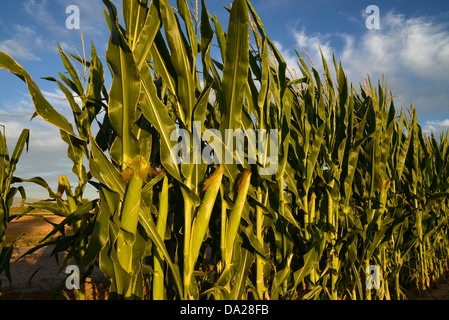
left=0, top=215, right=106, bottom=300
left=415, top=275, right=449, bottom=300
left=3, top=215, right=67, bottom=246
left=0, top=246, right=69, bottom=299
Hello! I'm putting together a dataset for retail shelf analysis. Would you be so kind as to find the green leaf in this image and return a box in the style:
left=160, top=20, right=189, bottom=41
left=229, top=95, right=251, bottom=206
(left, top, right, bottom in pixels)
left=133, top=0, right=161, bottom=70
left=139, top=65, right=183, bottom=183
left=292, top=247, right=319, bottom=289
left=230, top=247, right=254, bottom=299
left=0, top=52, right=76, bottom=137
left=57, top=43, right=84, bottom=96
left=123, top=0, right=148, bottom=50
left=79, top=189, right=114, bottom=271
left=90, top=134, right=126, bottom=197
left=158, top=0, right=195, bottom=129
left=222, top=0, right=249, bottom=131
left=40, top=199, right=98, bottom=243
left=103, top=0, right=141, bottom=166
left=138, top=203, right=184, bottom=299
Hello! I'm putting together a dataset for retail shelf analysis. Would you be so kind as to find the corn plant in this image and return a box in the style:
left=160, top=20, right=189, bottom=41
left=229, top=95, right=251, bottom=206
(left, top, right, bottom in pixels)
left=0, top=0, right=448, bottom=300
left=0, top=125, right=29, bottom=288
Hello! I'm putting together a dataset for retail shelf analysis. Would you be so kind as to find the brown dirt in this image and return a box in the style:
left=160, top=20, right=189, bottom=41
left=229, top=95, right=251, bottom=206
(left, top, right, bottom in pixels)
left=4, top=214, right=68, bottom=247
left=413, top=274, right=449, bottom=300
left=0, top=214, right=107, bottom=300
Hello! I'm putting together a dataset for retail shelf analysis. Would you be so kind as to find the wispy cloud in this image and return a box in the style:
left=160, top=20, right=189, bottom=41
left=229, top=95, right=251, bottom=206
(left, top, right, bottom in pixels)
left=1, top=90, right=70, bottom=152
left=42, top=88, right=82, bottom=115
left=340, top=11, right=449, bottom=119
left=0, top=0, right=111, bottom=63
left=292, top=29, right=333, bottom=65
left=61, top=0, right=111, bottom=36
left=24, top=0, right=61, bottom=34
left=24, top=0, right=108, bottom=38
left=339, top=11, right=449, bottom=82
left=2, top=118, right=65, bottom=151
left=1, top=93, right=74, bottom=198
left=0, top=24, right=43, bottom=61
left=271, top=41, right=299, bottom=74
left=277, top=9, right=449, bottom=121
left=423, top=119, right=449, bottom=137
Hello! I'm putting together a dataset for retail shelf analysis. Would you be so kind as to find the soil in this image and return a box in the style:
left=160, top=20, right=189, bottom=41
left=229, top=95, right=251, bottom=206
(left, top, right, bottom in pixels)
left=0, top=214, right=107, bottom=300
left=0, top=214, right=448, bottom=300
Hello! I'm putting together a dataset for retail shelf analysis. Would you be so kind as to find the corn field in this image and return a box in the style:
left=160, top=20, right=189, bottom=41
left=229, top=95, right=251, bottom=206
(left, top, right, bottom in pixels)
left=0, top=0, right=448, bottom=300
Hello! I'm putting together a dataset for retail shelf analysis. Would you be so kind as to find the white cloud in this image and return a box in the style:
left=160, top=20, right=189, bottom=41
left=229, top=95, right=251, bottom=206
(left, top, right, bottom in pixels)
left=0, top=96, right=35, bottom=120
left=339, top=12, right=449, bottom=120
left=422, top=119, right=449, bottom=137
left=283, top=11, right=449, bottom=82
left=0, top=40, right=40, bottom=61
left=2, top=118, right=65, bottom=152
left=65, top=0, right=110, bottom=36
left=1, top=87, right=78, bottom=153
left=277, top=10, right=449, bottom=123
left=1, top=95, right=71, bottom=198
left=42, top=89, right=82, bottom=112
left=339, top=12, right=449, bottom=82
left=23, top=0, right=101, bottom=37
left=272, top=40, right=299, bottom=75
left=0, top=25, right=42, bottom=61
left=399, top=18, right=449, bottom=80
left=17, top=0, right=110, bottom=58
left=24, top=0, right=59, bottom=33
left=292, top=28, right=333, bottom=66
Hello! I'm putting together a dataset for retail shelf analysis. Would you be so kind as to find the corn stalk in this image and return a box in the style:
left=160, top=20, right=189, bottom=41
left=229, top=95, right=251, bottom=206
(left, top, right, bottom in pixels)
left=0, top=0, right=448, bottom=301
left=0, top=127, right=29, bottom=288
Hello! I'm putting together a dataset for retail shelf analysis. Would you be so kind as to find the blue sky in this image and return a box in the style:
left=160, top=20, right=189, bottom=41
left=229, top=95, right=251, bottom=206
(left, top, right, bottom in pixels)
left=0, top=0, right=448, bottom=200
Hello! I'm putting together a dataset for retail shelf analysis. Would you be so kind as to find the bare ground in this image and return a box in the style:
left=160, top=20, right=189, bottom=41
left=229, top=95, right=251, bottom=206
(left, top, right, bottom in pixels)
left=0, top=214, right=106, bottom=300
left=412, top=274, right=449, bottom=300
